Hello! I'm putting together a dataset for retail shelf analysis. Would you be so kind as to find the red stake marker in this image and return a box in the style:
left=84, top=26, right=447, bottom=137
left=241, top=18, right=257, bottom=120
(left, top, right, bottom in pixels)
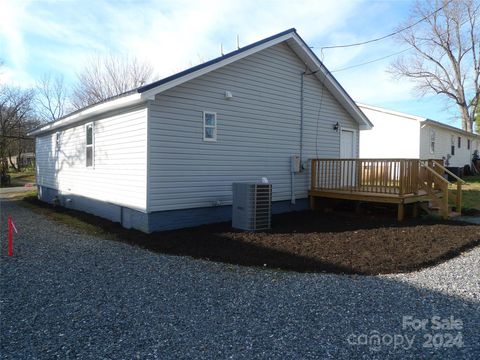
left=8, top=216, right=13, bottom=257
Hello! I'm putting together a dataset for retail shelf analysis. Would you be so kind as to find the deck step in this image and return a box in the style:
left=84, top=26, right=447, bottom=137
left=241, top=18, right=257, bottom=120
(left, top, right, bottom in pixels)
left=449, top=211, right=462, bottom=218
left=419, top=202, right=460, bottom=218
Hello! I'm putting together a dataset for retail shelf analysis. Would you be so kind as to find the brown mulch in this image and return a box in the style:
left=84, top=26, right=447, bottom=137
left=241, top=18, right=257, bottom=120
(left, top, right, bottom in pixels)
left=22, top=197, right=480, bottom=275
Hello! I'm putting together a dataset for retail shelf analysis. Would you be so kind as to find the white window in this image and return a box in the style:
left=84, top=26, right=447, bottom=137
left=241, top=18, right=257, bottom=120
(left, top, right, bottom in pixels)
left=86, top=123, right=94, bottom=167
left=429, top=130, right=435, bottom=154
left=203, top=112, right=217, bottom=141
left=55, top=132, right=61, bottom=151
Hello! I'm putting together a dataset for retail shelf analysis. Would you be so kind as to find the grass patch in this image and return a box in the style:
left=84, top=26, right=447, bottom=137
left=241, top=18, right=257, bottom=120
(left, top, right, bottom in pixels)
left=4, top=169, right=36, bottom=187
left=449, top=175, right=480, bottom=212
left=20, top=195, right=117, bottom=239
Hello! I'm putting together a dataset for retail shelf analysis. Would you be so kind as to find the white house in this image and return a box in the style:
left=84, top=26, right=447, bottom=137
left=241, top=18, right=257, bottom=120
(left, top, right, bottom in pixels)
left=29, top=29, right=372, bottom=233
left=359, top=103, right=479, bottom=169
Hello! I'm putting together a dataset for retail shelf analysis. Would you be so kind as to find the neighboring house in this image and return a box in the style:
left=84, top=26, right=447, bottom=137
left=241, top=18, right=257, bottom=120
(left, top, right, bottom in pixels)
left=9, top=152, right=35, bottom=169
left=359, top=103, right=479, bottom=169
left=28, top=28, right=372, bottom=233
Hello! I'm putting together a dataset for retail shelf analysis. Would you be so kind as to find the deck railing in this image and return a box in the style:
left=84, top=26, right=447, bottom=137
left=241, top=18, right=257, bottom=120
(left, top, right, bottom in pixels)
left=310, top=158, right=422, bottom=195
left=310, top=158, right=464, bottom=219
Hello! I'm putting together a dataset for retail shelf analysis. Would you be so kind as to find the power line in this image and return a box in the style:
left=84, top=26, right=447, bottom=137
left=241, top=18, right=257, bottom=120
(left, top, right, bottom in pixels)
left=331, top=47, right=411, bottom=72
left=328, top=7, right=474, bottom=73
left=317, top=0, right=453, bottom=51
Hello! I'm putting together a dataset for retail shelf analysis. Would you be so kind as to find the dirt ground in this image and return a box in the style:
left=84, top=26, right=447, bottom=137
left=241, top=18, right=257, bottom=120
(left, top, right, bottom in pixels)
left=21, top=197, right=480, bottom=275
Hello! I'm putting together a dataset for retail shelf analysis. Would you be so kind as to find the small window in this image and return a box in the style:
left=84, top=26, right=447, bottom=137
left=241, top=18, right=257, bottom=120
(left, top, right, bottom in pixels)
left=86, top=123, right=94, bottom=167
left=203, top=112, right=217, bottom=141
left=429, top=130, right=435, bottom=154
left=55, top=132, right=61, bottom=151
left=451, top=145, right=455, bottom=156
left=468, top=139, right=471, bottom=150
left=458, top=136, right=461, bottom=148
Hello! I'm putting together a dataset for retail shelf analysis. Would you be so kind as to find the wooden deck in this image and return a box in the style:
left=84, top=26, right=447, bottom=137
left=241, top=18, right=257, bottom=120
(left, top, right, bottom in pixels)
left=309, top=158, right=464, bottom=220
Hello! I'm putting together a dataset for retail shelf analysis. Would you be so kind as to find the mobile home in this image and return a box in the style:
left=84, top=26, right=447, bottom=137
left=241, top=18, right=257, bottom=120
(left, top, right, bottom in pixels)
left=359, top=103, right=479, bottom=169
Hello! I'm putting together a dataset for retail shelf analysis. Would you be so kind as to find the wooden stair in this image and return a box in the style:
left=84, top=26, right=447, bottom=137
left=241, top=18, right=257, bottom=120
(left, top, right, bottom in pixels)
left=418, top=160, right=465, bottom=219
left=419, top=201, right=461, bottom=218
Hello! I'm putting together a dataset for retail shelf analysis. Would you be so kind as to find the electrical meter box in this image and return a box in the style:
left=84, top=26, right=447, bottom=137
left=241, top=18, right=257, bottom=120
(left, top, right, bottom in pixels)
left=291, top=155, right=301, bottom=173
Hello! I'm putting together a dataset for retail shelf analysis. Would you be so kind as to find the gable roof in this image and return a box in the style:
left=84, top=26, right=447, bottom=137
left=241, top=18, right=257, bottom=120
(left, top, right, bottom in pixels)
left=358, top=103, right=479, bottom=138
left=29, top=28, right=372, bottom=136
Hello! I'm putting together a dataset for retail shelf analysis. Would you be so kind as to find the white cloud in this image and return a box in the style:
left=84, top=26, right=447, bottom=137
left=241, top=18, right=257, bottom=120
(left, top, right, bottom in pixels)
left=0, top=0, right=460, bottom=125
left=0, top=0, right=29, bottom=71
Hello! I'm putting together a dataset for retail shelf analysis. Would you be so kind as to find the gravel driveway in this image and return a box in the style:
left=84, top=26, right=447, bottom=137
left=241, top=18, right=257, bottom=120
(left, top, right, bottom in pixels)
left=1, top=200, right=479, bottom=359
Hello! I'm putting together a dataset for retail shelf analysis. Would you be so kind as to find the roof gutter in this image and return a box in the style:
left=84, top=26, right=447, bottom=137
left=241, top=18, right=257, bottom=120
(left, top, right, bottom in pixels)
left=28, top=92, right=145, bottom=137
left=421, top=119, right=480, bottom=138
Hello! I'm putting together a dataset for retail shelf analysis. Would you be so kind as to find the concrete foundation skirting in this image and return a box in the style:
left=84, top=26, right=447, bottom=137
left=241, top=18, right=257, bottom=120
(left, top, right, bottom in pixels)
left=37, top=185, right=309, bottom=233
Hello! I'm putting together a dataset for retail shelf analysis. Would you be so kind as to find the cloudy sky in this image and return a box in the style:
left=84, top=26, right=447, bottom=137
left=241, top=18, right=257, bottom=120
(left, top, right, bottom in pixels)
left=0, top=0, right=462, bottom=126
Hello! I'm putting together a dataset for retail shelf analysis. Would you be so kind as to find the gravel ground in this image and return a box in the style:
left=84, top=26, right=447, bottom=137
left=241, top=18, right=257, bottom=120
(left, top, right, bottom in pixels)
left=1, top=200, right=479, bottom=359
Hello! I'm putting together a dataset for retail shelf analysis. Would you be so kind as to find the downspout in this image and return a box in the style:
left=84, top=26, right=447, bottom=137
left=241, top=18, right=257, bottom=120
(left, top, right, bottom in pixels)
left=291, top=164, right=296, bottom=205
left=300, top=72, right=305, bottom=167
left=292, top=72, right=305, bottom=205
left=299, top=70, right=318, bottom=168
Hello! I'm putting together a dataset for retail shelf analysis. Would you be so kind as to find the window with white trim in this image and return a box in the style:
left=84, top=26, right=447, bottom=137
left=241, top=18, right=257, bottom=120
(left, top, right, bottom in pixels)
left=429, top=130, right=435, bottom=154
left=55, top=131, right=61, bottom=151
left=458, top=136, right=461, bottom=148
left=86, top=123, right=94, bottom=167
left=451, top=135, right=455, bottom=155
left=203, top=112, right=217, bottom=141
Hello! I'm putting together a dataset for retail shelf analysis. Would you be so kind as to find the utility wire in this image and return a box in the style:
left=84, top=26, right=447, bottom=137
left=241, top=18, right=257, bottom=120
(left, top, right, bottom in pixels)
left=328, top=8, right=473, bottom=73
left=317, top=0, right=453, bottom=50
left=331, top=47, right=411, bottom=72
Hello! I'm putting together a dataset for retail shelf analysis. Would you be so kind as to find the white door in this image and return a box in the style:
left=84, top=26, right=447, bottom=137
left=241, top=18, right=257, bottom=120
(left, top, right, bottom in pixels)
left=341, top=129, right=355, bottom=158
left=340, top=129, right=356, bottom=188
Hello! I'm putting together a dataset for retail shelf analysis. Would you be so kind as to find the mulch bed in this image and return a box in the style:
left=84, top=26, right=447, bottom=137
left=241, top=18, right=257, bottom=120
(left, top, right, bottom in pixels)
left=22, top=197, right=480, bottom=275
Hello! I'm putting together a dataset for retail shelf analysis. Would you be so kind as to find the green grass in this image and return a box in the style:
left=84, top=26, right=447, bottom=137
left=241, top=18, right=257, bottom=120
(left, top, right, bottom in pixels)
left=19, top=193, right=118, bottom=239
left=449, top=175, right=480, bottom=211
left=5, top=168, right=36, bottom=187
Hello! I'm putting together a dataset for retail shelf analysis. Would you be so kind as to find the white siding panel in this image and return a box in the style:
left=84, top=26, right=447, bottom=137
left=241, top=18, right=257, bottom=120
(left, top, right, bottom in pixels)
left=359, top=106, right=421, bottom=159
left=36, top=105, right=148, bottom=210
left=147, top=43, right=359, bottom=212
left=419, top=125, right=478, bottom=167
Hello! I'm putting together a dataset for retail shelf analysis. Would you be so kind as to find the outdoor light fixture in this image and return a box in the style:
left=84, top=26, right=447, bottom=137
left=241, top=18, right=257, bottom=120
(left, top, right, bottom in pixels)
left=333, top=122, right=339, bottom=132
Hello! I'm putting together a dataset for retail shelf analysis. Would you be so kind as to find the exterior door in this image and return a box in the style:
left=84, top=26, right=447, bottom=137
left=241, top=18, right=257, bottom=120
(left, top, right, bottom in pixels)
left=340, top=129, right=356, bottom=188
left=341, top=129, right=355, bottom=158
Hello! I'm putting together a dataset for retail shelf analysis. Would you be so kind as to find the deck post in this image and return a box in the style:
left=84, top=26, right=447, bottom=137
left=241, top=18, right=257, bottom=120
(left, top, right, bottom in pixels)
left=412, top=203, right=419, bottom=218
left=456, top=182, right=462, bottom=214
left=397, top=203, right=405, bottom=221
left=398, top=160, right=405, bottom=195
left=310, top=159, right=317, bottom=192
left=356, top=159, right=362, bottom=191
left=442, top=186, right=449, bottom=219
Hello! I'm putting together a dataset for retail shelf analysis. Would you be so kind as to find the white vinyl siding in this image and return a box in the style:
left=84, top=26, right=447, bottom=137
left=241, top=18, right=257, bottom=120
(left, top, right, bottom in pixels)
left=36, top=105, right=148, bottom=211
left=147, top=43, right=358, bottom=212
left=419, top=125, right=478, bottom=167
left=359, top=106, right=421, bottom=159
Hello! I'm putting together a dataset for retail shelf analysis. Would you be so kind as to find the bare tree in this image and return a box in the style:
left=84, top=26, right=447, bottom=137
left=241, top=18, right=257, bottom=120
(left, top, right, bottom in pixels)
left=0, top=85, right=37, bottom=178
left=35, top=73, right=69, bottom=122
left=476, top=99, right=480, bottom=132
left=390, top=0, right=479, bottom=132
left=72, top=53, right=154, bottom=110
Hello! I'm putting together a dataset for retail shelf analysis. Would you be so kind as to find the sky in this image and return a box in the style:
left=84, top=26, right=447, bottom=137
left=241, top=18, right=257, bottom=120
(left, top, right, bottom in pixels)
left=0, top=0, right=464, bottom=127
